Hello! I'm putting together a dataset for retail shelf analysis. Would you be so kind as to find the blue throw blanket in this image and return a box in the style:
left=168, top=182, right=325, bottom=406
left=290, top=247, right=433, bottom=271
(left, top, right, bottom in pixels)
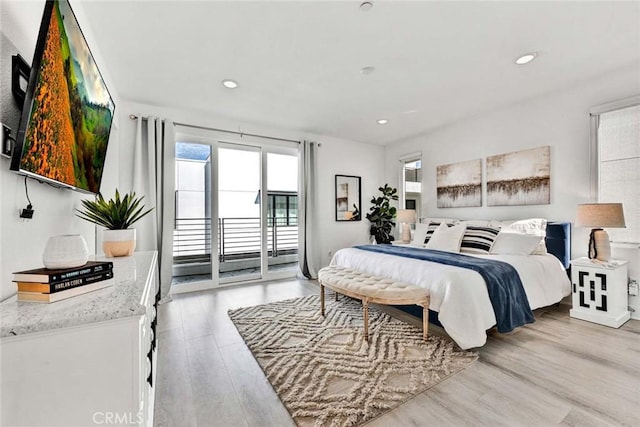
left=353, top=245, right=535, bottom=333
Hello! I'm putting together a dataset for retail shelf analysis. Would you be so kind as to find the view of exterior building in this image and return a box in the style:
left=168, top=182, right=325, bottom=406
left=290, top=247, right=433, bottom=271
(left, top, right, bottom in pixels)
left=173, top=143, right=298, bottom=283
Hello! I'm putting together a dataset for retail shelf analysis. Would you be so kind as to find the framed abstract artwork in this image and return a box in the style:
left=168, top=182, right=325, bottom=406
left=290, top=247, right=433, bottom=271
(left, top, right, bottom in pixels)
left=335, top=175, right=361, bottom=221
left=486, top=145, right=550, bottom=206
left=436, top=159, right=482, bottom=208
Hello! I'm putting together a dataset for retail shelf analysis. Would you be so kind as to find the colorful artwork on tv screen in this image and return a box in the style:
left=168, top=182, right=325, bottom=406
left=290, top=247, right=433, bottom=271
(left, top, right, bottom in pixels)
left=18, top=0, right=115, bottom=194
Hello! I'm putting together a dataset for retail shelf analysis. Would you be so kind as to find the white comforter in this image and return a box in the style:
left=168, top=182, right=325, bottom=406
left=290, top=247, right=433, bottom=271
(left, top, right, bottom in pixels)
left=330, top=247, right=571, bottom=349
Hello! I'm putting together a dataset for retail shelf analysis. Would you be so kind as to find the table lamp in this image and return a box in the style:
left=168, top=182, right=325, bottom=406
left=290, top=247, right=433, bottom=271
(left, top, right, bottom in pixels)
left=575, top=203, right=625, bottom=261
left=396, top=209, right=416, bottom=243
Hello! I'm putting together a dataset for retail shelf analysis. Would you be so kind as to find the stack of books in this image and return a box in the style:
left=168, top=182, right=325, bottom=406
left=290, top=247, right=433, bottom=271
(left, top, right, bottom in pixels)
left=13, top=261, right=114, bottom=303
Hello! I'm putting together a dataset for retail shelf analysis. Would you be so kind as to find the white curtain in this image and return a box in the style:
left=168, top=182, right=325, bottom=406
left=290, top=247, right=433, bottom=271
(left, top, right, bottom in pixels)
left=133, top=117, right=176, bottom=302
left=298, top=141, right=320, bottom=279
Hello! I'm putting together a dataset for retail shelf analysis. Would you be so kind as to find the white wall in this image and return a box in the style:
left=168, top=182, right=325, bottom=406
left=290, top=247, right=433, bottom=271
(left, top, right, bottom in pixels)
left=0, top=2, right=121, bottom=301
left=118, top=100, right=385, bottom=271
left=384, top=64, right=640, bottom=265
left=315, top=136, right=385, bottom=267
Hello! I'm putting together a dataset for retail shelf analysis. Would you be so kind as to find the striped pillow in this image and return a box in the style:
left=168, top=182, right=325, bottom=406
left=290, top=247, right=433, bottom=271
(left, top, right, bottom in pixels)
left=423, top=221, right=450, bottom=245
left=460, top=225, right=501, bottom=255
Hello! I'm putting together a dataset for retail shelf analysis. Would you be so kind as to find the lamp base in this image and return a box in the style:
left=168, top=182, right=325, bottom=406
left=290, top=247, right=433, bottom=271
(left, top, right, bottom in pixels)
left=401, top=223, right=412, bottom=244
left=588, top=228, right=611, bottom=261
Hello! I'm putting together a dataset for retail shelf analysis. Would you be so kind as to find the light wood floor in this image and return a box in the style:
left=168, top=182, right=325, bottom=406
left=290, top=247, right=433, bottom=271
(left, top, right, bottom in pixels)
left=154, top=278, right=640, bottom=427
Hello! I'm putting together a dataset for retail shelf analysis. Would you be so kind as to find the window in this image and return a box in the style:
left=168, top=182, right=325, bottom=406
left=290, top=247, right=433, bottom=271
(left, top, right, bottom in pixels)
left=592, top=99, right=640, bottom=243
left=400, top=155, right=422, bottom=218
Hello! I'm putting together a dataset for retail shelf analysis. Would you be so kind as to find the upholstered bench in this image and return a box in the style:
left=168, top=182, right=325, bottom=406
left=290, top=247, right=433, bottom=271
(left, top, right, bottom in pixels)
left=318, top=265, right=430, bottom=342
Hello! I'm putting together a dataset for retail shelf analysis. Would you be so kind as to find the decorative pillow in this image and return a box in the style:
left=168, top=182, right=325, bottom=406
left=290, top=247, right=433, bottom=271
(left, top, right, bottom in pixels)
left=423, top=221, right=450, bottom=245
left=460, top=219, right=493, bottom=228
left=490, top=232, right=542, bottom=255
left=420, top=217, right=461, bottom=225
left=411, top=223, right=431, bottom=246
left=460, top=225, right=501, bottom=255
left=490, top=218, right=548, bottom=255
left=425, top=223, right=467, bottom=252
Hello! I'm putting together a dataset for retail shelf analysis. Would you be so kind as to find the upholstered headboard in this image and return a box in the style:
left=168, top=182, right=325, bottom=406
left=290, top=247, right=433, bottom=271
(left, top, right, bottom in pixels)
left=546, top=222, right=571, bottom=270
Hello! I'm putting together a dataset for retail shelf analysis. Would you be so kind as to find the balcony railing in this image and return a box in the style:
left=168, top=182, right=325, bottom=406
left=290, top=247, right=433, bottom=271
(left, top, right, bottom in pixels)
left=173, top=217, right=298, bottom=263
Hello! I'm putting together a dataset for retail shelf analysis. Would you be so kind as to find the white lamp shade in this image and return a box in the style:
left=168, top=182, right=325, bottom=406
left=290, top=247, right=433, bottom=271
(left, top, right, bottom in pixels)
left=575, top=203, right=626, bottom=228
left=396, top=209, right=417, bottom=224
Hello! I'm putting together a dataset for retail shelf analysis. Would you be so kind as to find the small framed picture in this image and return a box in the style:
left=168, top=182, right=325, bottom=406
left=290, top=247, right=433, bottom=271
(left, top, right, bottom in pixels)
left=335, top=175, right=361, bottom=221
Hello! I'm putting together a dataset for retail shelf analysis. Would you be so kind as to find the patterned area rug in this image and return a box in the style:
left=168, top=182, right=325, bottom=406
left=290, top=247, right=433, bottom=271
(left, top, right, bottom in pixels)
left=228, top=294, right=478, bottom=427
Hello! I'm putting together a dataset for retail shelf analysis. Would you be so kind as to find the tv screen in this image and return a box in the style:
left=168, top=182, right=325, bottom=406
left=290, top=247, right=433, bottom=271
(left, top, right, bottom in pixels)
left=11, top=0, right=115, bottom=194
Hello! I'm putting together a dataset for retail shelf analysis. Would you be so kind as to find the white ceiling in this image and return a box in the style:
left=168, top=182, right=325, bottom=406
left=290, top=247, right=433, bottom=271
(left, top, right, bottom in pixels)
left=75, top=1, right=640, bottom=145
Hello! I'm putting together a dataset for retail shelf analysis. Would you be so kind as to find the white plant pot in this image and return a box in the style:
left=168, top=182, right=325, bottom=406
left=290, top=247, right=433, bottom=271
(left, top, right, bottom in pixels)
left=43, top=235, right=89, bottom=269
left=103, top=229, right=136, bottom=257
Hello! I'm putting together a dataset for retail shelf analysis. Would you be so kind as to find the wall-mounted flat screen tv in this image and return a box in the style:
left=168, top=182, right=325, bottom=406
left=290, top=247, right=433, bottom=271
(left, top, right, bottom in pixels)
left=10, top=0, right=115, bottom=194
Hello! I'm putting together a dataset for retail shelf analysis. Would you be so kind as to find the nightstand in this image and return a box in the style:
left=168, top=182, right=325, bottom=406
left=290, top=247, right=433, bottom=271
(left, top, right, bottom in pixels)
left=570, top=257, right=630, bottom=328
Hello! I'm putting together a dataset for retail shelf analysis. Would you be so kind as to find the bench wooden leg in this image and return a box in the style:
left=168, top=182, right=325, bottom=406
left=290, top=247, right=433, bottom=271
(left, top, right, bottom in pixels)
left=363, top=299, right=369, bottom=342
left=422, top=298, right=429, bottom=342
left=320, top=283, right=325, bottom=317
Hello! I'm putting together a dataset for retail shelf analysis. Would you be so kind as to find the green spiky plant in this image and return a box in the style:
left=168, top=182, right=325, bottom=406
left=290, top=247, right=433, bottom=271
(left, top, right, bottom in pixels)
left=366, top=184, right=398, bottom=244
left=76, top=190, right=154, bottom=229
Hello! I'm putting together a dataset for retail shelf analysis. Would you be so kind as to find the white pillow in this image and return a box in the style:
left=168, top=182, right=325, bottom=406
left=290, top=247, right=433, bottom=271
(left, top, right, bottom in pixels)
left=490, top=232, right=542, bottom=255
left=421, top=217, right=460, bottom=225
left=491, top=218, right=547, bottom=255
left=460, top=219, right=492, bottom=228
left=425, top=223, right=467, bottom=252
left=411, top=223, right=431, bottom=246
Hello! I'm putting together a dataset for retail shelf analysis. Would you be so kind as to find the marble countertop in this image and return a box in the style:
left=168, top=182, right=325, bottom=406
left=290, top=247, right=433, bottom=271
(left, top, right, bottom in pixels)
left=0, top=251, right=157, bottom=338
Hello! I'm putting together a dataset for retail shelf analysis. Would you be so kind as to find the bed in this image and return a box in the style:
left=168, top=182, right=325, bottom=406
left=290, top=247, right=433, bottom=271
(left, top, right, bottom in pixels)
left=330, top=222, right=572, bottom=349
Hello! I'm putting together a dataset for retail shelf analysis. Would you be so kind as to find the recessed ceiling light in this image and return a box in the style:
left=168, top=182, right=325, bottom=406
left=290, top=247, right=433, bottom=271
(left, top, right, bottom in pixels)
left=361, top=66, right=375, bottom=75
left=222, top=79, right=238, bottom=89
left=360, top=2, right=373, bottom=12
left=377, top=119, right=388, bottom=125
left=515, top=52, right=538, bottom=65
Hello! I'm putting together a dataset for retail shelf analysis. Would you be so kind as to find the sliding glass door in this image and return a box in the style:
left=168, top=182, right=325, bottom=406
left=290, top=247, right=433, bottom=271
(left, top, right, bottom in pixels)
left=171, top=133, right=299, bottom=291
left=172, top=142, right=213, bottom=286
left=217, top=144, right=262, bottom=283
left=266, top=152, right=299, bottom=273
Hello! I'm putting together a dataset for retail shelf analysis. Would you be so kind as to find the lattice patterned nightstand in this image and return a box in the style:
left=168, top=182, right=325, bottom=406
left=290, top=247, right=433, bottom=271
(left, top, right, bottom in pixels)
left=570, top=257, right=630, bottom=328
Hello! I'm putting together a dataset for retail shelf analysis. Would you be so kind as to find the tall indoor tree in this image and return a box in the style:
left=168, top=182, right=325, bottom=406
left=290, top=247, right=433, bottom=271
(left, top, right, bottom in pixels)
left=366, top=184, right=398, bottom=244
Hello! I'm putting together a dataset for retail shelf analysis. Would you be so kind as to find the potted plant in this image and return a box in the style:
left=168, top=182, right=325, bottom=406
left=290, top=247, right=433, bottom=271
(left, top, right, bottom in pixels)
left=76, top=190, right=154, bottom=257
left=366, top=184, right=398, bottom=244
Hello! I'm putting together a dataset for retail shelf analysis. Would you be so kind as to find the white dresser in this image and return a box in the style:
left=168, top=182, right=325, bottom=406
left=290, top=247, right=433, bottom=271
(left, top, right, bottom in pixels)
left=570, top=257, right=630, bottom=328
left=0, top=251, right=158, bottom=427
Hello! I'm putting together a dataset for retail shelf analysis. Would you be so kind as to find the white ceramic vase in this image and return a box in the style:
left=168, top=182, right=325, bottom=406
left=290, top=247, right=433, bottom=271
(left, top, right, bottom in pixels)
left=103, top=229, right=136, bottom=257
left=43, top=235, right=89, bottom=269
